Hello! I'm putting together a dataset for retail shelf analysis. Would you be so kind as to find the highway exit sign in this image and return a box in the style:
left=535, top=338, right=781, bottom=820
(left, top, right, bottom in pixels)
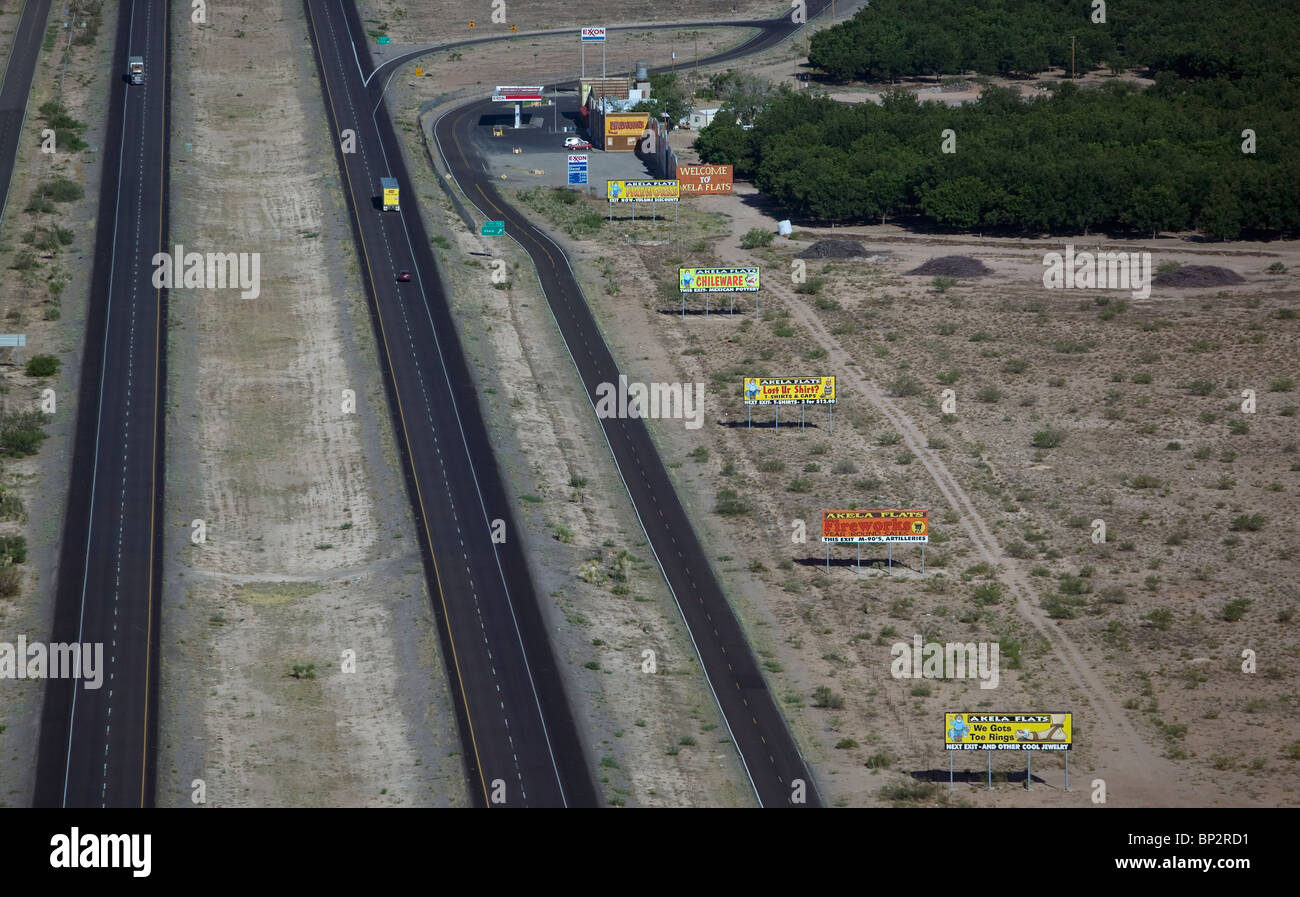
left=377, top=35, right=390, bottom=45
left=481, top=220, right=505, bottom=236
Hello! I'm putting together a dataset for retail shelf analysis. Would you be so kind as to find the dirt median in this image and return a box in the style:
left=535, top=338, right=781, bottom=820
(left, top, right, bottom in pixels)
left=156, top=0, right=466, bottom=807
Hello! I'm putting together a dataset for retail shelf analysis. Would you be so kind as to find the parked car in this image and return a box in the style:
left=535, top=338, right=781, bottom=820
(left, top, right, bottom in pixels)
left=563, top=136, right=591, bottom=149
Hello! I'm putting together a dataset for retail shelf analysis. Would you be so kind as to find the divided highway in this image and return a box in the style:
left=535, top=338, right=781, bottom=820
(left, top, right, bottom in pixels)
left=305, top=0, right=597, bottom=808
left=34, top=0, right=168, bottom=808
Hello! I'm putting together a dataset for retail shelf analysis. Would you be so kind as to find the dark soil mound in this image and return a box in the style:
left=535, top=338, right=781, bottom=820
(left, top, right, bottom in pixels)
left=906, top=255, right=992, bottom=277
left=796, top=239, right=871, bottom=259
left=1153, top=265, right=1246, bottom=288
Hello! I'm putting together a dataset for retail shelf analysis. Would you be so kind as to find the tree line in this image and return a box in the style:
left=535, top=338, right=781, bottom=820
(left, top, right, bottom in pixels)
left=691, top=1, right=1299, bottom=237
left=807, top=0, right=1300, bottom=83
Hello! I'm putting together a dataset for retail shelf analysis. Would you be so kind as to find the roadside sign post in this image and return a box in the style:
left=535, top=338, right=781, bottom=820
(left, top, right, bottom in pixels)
left=581, top=27, right=605, bottom=86
left=567, top=153, right=589, bottom=188
left=0, top=333, right=25, bottom=364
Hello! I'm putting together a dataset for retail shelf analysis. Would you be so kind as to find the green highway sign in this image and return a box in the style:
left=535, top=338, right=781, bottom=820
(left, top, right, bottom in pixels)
left=480, top=220, right=505, bottom=236
left=377, top=36, right=391, bottom=45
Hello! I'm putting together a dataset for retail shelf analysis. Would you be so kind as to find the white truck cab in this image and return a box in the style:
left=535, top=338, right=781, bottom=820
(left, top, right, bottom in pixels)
left=128, top=56, right=144, bottom=85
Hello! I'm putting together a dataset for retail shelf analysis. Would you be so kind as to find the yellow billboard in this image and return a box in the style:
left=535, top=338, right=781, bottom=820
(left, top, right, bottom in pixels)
left=606, top=180, right=680, bottom=203
left=604, top=112, right=650, bottom=140
left=680, top=267, right=760, bottom=292
left=743, top=377, right=835, bottom=406
left=945, top=713, right=1072, bottom=751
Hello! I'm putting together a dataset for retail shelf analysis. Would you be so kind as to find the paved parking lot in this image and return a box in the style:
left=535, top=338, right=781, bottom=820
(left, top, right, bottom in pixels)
left=472, top=92, right=659, bottom=190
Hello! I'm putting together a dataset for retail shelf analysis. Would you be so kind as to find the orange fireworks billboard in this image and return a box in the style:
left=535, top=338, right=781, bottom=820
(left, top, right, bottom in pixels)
left=822, top=509, right=929, bottom=543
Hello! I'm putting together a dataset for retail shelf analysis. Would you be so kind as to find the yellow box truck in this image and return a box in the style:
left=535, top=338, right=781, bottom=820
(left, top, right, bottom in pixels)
left=381, top=177, right=399, bottom=211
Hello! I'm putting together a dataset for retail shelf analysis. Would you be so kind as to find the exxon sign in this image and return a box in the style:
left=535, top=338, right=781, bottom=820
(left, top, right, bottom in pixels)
left=581, top=27, right=606, bottom=42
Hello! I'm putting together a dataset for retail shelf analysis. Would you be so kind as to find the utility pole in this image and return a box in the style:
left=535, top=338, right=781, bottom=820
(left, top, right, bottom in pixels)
left=694, top=31, right=699, bottom=89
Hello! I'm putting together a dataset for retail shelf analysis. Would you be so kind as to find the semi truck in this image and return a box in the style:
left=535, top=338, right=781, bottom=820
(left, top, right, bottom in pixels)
left=128, top=56, right=144, bottom=85
left=380, top=177, right=399, bottom=211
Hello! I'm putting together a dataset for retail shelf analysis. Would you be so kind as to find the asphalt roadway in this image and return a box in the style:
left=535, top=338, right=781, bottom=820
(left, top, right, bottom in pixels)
left=0, top=0, right=51, bottom=227
left=421, top=6, right=834, bottom=806
left=305, top=0, right=597, bottom=808
left=33, top=0, right=169, bottom=808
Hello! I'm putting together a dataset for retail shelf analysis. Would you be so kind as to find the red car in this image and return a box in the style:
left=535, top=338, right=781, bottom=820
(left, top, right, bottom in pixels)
left=564, top=136, right=591, bottom=150
left=396, top=270, right=411, bottom=282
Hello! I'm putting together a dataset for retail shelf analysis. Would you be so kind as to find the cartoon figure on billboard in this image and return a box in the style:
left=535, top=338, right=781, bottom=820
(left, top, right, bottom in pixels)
left=608, top=182, right=623, bottom=200
left=947, top=716, right=969, bottom=742
left=744, top=379, right=761, bottom=402
left=681, top=270, right=694, bottom=289
left=821, top=379, right=833, bottom=399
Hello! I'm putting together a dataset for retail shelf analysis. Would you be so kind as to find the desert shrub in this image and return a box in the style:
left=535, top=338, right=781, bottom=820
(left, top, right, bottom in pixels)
left=1032, top=427, right=1065, bottom=448
left=25, top=354, right=60, bottom=377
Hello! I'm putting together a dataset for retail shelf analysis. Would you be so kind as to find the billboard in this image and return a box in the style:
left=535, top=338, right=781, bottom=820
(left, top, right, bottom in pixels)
left=945, top=713, right=1073, bottom=751
left=604, top=112, right=650, bottom=150
left=581, top=27, right=606, bottom=41
left=677, top=164, right=734, bottom=194
left=680, top=267, right=760, bottom=292
left=744, top=376, right=834, bottom=406
left=821, top=509, right=928, bottom=542
left=606, top=180, right=680, bottom=203
left=493, top=86, right=544, bottom=102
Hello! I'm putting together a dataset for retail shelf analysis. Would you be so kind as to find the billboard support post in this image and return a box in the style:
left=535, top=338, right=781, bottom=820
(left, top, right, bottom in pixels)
left=730, top=293, right=734, bottom=316
left=988, top=752, right=992, bottom=791
left=825, top=543, right=829, bottom=572
left=921, top=543, right=925, bottom=574
left=829, top=404, right=833, bottom=433
left=888, top=542, right=893, bottom=570
left=1065, top=753, right=1069, bottom=792
left=856, top=542, right=861, bottom=572
left=1026, top=752, right=1032, bottom=792
left=949, top=753, right=954, bottom=791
